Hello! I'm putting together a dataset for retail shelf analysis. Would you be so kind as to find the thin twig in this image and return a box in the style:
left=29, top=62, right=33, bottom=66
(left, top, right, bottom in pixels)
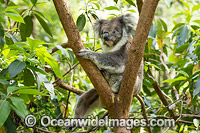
left=136, top=94, right=152, bottom=133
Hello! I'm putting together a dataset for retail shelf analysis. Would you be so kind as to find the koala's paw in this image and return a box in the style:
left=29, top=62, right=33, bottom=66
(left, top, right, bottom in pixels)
left=78, top=49, right=94, bottom=59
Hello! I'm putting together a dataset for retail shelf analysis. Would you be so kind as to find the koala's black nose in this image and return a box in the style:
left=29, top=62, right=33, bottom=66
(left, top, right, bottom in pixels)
left=103, top=32, right=109, bottom=40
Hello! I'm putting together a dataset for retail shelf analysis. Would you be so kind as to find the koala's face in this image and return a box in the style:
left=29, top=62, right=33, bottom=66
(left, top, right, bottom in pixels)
left=94, top=14, right=135, bottom=48
left=99, top=18, right=123, bottom=47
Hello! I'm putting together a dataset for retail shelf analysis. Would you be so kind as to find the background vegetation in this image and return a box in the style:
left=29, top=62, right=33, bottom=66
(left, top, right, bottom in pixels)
left=0, top=0, right=200, bottom=132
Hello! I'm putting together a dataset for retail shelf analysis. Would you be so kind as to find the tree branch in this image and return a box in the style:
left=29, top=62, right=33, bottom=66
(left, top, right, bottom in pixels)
left=136, top=0, right=143, bottom=14
left=52, top=0, right=114, bottom=114
left=118, top=0, right=160, bottom=117
left=136, top=95, right=152, bottom=133
left=58, top=82, right=85, bottom=95
left=147, top=69, right=179, bottom=124
left=51, top=42, right=69, bottom=54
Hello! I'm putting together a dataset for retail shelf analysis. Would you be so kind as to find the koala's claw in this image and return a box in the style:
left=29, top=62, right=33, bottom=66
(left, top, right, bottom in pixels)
left=77, top=49, right=93, bottom=59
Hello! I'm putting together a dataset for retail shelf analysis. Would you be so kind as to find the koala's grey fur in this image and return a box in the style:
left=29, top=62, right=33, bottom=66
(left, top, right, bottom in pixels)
left=74, top=14, right=143, bottom=118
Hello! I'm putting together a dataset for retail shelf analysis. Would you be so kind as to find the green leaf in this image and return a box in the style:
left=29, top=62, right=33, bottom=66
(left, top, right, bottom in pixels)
left=186, top=15, right=192, bottom=23
left=0, top=23, right=5, bottom=50
left=192, top=4, right=200, bottom=12
left=91, top=13, right=99, bottom=20
left=76, top=14, right=86, bottom=32
left=9, top=97, right=29, bottom=118
left=4, top=6, right=23, bottom=12
left=27, top=37, right=45, bottom=52
left=114, top=0, right=118, bottom=4
left=35, top=13, right=52, bottom=37
left=176, top=43, right=189, bottom=53
left=193, top=20, right=200, bottom=25
left=143, top=79, right=153, bottom=88
left=56, top=45, right=68, bottom=56
left=159, top=19, right=167, bottom=32
left=0, top=100, right=11, bottom=127
left=172, top=23, right=184, bottom=31
left=31, top=0, right=37, bottom=5
left=0, top=79, right=9, bottom=86
left=156, top=19, right=163, bottom=37
left=35, top=47, right=62, bottom=78
left=8, top=60, right=26, bottom=79
left=4, top=11, right=24, bottom=23
left=92, top=3, right=100, bottom=10
left=43, top=82, right=55, bottom=99
left=5, top=32, right=19, bottom=44
left=105, top=6, right=120, bottom=11
left=27, top=58, right=40, bottom=64
left=181, top=0, right=189, bottom=10
left=7, top=86, right=20, bottom=94
left=0, top=68, right=8, bottom=77
left=33, top=10, right=53, bottom=24
left=8, top=45, right=26, bottom=54
left=19, top=16, right=33, bottom=41
left=149, top=24, right=157, bottom=38
left=193, top=77, right=200, bottom=98
left=4, top=116, right=16, bottom=133
left=28, top=66, right=48, bottom=75
left=176, top=25, right=188, bottom=46
left=193, top=119, right=199, bottom=128
left=176, top=70, right=189, bottom=77
left=23, top=69, right=34, bottom=86
left=126, top=9, right=136, bottom=13
left=13, top=89, right=46, bottom=96
left=125, top=0, right=136, bottom=6
left=162, top=76, right=187, bottom=85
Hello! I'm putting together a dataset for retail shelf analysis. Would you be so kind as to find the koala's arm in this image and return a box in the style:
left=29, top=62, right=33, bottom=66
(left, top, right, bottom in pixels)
left=78, top=49, right=125, bottom=73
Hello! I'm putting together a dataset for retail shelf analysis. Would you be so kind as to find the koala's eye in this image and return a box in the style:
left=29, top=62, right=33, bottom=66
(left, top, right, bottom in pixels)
left=113, top=30, right=119, bottom=34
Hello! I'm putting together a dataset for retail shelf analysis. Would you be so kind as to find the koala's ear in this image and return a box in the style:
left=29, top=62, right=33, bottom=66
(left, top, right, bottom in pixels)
left=120, top=14, right=136, bottom=33
left=94, top=20, right=104, bottom=37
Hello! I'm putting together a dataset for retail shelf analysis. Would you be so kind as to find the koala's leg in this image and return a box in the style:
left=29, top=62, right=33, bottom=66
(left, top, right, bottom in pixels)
left=78, top=49, right=125, bottom=73
left=74, top=88, right=102, bottom=118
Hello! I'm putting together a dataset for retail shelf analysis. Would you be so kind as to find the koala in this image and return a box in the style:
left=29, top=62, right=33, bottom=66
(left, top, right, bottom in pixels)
left=74, top=14, right=144, bottom=118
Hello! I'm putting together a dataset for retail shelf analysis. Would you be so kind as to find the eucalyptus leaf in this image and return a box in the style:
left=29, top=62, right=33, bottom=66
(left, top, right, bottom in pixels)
left=176, top=25, right=188, bottom=46
left=4, top=11, right=24, bottom=23
left=7, top=86, right=20, bottom=94
left=9, top=97, right=29, bottom=118
left=23, top=69, right=34, bottom=86
left=0, top=100, right=11, bottom=127
left=20, top=16, right=33, bottom=41
left=13, top=89, right=46, bottom=96
left=105, top=6, right=120, bottom=11
left=0, top=23, right=5, bottom=50
left=193, top=77, right=200, bottom=98
left=76, top=14, right=86, bottom=32
left=8, top=60, right=26, bottom=79
left=125, top=0, right=136, bottom=6
left=35, top=14, right=52, bottom=37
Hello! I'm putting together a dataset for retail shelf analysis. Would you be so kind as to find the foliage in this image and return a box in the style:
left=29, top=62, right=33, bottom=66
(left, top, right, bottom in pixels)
left=0, top=0, right=200, bottom=132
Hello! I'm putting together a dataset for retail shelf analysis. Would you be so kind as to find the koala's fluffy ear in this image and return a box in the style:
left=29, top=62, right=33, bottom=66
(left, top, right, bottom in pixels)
left=120, top=14, right=136, bottom=33
left=94, top=20, right=104, bottom=37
